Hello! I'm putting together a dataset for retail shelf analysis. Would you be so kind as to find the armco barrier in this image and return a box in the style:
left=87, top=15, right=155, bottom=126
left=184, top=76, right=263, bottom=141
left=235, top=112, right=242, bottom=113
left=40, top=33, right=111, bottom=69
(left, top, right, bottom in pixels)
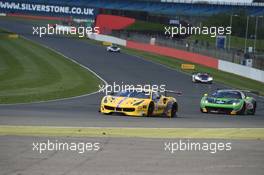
left=88, top=34, right=126, bottom=46
left=219, top=60, right=264, bottom=83
left=126, top=41, right=218, bottom=69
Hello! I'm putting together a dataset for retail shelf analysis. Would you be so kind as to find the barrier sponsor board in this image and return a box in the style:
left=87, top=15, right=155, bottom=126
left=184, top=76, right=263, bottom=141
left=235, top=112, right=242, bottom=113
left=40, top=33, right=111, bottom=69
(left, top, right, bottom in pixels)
left=181, top=64, right=195, bottom=70
left=8, top=34, right=19, bottom=39
left=102, top=42, right=112, bottom=46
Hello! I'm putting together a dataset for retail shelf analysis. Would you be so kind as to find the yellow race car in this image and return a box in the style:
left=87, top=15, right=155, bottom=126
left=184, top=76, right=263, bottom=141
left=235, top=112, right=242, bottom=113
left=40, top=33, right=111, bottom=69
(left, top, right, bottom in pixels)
left=100, top=89, right=180, bottom=117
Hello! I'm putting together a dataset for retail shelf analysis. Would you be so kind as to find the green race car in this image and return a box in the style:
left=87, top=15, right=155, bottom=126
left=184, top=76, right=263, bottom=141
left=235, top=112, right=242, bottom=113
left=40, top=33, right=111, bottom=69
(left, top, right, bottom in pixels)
left=200, top=89, right=257, bottom=115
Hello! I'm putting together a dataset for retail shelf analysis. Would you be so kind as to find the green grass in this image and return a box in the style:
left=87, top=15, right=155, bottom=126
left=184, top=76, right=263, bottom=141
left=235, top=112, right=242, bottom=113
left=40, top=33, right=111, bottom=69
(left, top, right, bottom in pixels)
left=125, top=20, right=264, bottom=51
left=126, top=20, right=166, bottom=31
left=0, top=125, right=263, bottom=140
left=190, top=34, right=264, bottom=52
left=0, top=29, right=102, bottom=104
left=121, top=47, right=264, bottom=95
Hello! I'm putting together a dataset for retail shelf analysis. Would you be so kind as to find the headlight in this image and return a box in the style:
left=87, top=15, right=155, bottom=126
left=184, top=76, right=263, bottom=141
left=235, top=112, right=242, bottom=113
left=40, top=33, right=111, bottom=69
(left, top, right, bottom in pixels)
left=208, top=77, right=213, bottom=81
left=103, top=97, right=108, bottom=103
left=133, top=100, right=144, bottom=106
left=203, top=98, right=209, bottom=104
left=231, top=100, right=240, bottom=105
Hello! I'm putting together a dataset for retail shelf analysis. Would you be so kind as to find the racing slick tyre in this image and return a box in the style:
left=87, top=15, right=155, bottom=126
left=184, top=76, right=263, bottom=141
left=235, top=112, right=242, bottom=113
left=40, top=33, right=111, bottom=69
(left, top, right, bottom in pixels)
left=170, top=103, right=178, bottom=118
left=238, top=102, right=246, bottom=115
left=250, top=102, right=257, bottom=115
left=191, top=76, right=195, bottom=83
left=147, top=102, right=155, bottom=117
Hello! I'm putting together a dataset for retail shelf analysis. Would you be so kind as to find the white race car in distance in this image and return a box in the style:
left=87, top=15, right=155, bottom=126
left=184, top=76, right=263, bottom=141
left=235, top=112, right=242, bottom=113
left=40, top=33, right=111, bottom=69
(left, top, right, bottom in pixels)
left=192, top=72, right=213, bottom=84
left=107, top=45, right=121, bottom=52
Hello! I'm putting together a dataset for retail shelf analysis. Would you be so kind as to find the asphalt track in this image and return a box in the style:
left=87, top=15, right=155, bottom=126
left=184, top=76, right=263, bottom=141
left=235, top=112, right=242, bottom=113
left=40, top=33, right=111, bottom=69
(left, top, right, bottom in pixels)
left=0, top=19, right=264, bottom=128
left=0, top=136, right=263, bottom=175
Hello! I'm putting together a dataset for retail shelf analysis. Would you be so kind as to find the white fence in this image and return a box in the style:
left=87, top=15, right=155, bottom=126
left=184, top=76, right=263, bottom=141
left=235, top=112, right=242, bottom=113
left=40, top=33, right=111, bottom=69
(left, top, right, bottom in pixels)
left=218, top=60, right=264, bottom=83
left=87, top=33, right=127, bottom=46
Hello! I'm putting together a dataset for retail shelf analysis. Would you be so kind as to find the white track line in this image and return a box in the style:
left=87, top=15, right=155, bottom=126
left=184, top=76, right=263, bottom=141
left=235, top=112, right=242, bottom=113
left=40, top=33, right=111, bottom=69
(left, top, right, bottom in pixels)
left=2, top=125, right=263, bottom=129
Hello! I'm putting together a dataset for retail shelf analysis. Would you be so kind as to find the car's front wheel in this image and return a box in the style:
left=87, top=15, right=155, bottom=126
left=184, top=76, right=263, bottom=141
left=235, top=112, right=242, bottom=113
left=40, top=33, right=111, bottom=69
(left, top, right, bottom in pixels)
left=147, top=102, right=154, bottom=117
left=250, top=102, right=257, bottom=115
left=192, top=77, right=196, bottom=83
left=170, top=103, right=178, bottom=118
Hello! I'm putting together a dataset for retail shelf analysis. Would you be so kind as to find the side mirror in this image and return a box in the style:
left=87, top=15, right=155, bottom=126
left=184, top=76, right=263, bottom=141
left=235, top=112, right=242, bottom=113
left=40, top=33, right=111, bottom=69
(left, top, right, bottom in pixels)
left=204, top=93, right=208, bottom=97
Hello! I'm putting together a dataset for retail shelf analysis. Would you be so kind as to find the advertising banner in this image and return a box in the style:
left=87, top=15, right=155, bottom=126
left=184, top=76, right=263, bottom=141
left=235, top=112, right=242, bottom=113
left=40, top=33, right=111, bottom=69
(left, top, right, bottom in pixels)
left=0, top=1, right=98, bottom=18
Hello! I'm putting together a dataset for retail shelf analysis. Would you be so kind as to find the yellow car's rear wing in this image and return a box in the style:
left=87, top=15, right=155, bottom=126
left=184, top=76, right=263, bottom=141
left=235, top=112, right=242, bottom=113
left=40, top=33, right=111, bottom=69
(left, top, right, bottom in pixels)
left=164, top=90, right=182, bottom=96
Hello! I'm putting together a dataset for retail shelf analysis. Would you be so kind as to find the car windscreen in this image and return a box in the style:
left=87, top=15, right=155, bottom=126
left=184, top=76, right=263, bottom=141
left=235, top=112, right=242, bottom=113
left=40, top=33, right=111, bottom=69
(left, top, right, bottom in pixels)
left=211, top=91, right=242, bottom=99
left=198, top=74, right=209, bottom=79
left=114, top=90, right=150, bottom=99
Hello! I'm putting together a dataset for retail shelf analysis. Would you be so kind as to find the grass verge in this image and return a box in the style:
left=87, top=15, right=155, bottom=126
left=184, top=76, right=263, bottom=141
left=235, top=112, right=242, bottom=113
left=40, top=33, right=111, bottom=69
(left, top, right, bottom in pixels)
left=0, top=29, right=102, bottom=104
left=121, top=47, right=264, bottom=95
left=0, top=125, right=263, bottom=140
left=126, top=20, right=166, bottom=32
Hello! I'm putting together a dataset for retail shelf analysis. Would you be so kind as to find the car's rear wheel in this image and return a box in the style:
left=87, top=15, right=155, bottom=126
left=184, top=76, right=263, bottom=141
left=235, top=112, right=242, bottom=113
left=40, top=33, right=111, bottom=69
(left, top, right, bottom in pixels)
left=170, top=103, right=178, bottom=118
left=147, top=102, right=154, bottom=117
left=238, top=102, right=246, bottom=115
